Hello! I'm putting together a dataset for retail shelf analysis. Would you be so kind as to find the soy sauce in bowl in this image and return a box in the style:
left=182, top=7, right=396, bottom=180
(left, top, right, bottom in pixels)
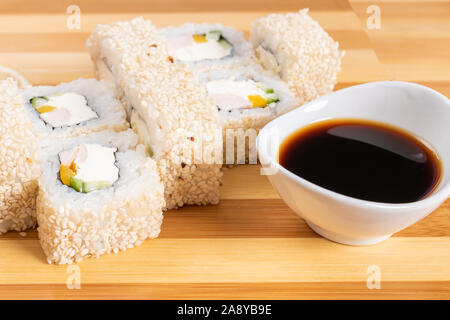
left=278, top=118, right=442, bottom=203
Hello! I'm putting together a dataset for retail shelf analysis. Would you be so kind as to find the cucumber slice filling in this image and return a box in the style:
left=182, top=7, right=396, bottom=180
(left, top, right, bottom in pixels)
left=218, top=37, right=232, bottom=50
left=30, top=96, right=48, bottom=108
left=266, top=93, right=280, bottom=104
left=206, top=30, right=222, bottom=41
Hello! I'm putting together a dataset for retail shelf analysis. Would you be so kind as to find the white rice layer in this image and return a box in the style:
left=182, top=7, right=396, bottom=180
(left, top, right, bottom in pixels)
left=37, top=129, right=165, bottom=264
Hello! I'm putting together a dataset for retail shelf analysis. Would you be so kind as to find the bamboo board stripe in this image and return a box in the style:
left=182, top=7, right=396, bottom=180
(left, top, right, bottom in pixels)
left=0, top=282, right=448, bottom=300
left=1, top=197, right=449, bottom=240
left=0, top=0, right=353, bottom=14
left=0, top=238, right=448, bottom=284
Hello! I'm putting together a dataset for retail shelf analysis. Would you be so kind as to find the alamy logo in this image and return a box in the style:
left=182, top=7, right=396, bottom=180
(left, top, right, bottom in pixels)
left=66, top=5, right=81, bottom=30
left=366, top=264, right=381, bottom=289
left=66, top=265, right=81, bottom=289
left=366, top=5, right=381, bottom=30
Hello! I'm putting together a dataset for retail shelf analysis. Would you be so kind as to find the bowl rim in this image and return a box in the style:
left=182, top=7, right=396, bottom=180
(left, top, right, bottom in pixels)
left=257, top=81, right=450, bottom=210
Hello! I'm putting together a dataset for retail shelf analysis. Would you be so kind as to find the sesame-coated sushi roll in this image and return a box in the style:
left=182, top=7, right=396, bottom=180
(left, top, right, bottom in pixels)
left=37, top=130, right=165, bottom=264
left=197, top=66, right=298, bottom=163
left=159, top=23, right=255, bottom=73
left=199, top=65, right=297, bottom=131
left=0, top=65, right=31, bottom=89
left=250, top=9, right=344, bottom=104
left=87, top=18, right=223, bottom=210
left=0, top=78, right=39, bottom=234
left=22, top=78, right=129, bottom=139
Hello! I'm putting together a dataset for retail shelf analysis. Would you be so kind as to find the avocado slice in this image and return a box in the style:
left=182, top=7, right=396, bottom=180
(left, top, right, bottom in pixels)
left=30, top=96, right=48, bottom=108
left=218, top=37, right=232, bottom=50
left=146, top=145, right=154, bottom=157
left=266, top=93, right=280, bottom=104
left=207, top=30, right=222, bottom=42
left=257, top=83, right=275, bottom=94
left=82, top=180, right=111, bottom=193
left=70, top=177, right=83, bottom=192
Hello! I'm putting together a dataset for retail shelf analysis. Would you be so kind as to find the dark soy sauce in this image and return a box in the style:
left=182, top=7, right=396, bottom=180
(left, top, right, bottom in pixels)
left=278, top=119, right=441, bottom=203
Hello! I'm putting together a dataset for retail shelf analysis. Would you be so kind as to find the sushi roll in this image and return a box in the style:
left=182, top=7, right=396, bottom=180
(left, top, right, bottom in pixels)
left=22, top=78, right=129, bottom=139
left=159, top=23, right=255, bottom=72
left=0, top=65, right=31, bottom=89
left=199, top=66, right=297, bottom=130
left=250, top=9, right=344, bottom=104
left=37, top=130, right=165, bottom=264
left=197, top=66, right=297, bottom=163
left=0, top=78, right=39, bottom=234
left=87, top=18, right=223, bottom=210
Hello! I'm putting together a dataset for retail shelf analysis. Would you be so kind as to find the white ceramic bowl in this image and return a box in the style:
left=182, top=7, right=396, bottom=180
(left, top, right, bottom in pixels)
left=257, top=81, right=450, bottom=245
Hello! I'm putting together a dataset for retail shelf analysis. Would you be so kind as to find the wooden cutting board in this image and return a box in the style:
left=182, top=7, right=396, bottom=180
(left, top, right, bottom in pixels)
left=0, top=0, right=449, bottom=299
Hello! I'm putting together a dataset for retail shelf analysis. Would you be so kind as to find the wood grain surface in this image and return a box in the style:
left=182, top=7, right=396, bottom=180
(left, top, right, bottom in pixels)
left=0, top=0, right=449, bottom=299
